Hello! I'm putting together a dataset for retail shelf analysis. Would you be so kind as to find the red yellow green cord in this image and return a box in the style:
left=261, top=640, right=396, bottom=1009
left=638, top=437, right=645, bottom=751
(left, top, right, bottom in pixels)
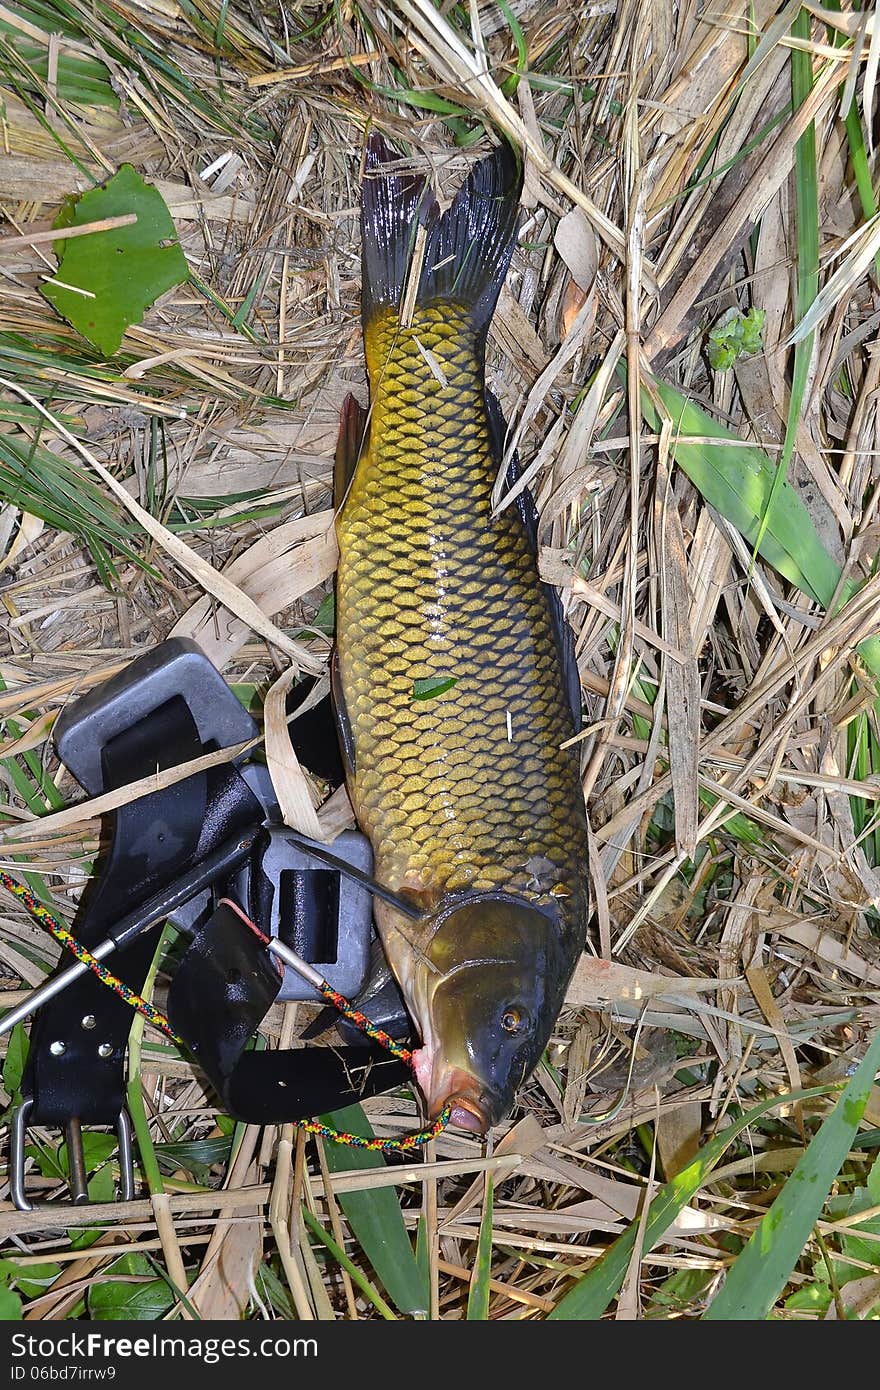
left=0, top=870, right=182, bottom=1043
left=0, top=870, right=449, bottom=1151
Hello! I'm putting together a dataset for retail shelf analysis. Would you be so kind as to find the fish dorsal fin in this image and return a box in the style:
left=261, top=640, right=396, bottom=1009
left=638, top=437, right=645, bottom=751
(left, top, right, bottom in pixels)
left=360, top=134, right=522, bottom=339
left=485, top=390, right=583, bottom=734
left=334, top=393, right=369, bottom=509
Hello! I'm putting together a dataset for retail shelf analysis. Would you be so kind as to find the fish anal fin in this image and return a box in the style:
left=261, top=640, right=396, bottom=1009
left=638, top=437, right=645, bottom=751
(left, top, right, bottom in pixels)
left=334, top=393, right=369, bottom=510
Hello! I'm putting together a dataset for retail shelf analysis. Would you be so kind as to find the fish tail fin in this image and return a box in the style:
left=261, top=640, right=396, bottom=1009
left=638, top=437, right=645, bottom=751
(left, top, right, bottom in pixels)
left=360, top=133, right=438, bottom=327
left=361, top=132, right=522, bottom=337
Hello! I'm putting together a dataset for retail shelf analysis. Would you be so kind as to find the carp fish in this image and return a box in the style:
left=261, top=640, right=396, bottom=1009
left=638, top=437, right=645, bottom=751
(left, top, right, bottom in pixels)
left=332, top=134, right=589, bottom=1133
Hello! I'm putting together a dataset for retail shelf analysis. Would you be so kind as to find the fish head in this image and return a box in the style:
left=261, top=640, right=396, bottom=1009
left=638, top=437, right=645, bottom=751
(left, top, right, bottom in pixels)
left=408, top=894, right=568, bottom=1134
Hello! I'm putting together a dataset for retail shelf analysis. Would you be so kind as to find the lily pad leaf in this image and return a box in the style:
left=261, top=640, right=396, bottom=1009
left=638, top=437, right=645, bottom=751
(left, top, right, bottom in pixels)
left=42, top=164, right=189, bottom=355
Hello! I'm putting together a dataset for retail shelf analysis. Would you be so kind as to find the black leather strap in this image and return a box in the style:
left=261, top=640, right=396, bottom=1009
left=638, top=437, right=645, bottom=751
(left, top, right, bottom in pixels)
left=167, top=903, right=410, bottom=1124
left=24, top=700, right=261, bottom=1126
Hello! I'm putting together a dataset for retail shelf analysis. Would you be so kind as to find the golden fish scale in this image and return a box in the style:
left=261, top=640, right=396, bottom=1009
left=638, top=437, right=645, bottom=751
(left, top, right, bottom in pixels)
left=336, top=304, right=586, bottom=908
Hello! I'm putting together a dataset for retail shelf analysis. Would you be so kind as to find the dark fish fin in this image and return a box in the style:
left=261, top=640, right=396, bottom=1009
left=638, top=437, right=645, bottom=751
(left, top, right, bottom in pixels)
left=361, top=132, right=438, bottom=327
left=334, top=393, right=369, bottom=508
left=420, top=141, right=522, bottom=336
left=360, top=133, right=522, bottom=337
left=284, top=829, right=425, bottom=922
left=287, top=677, right=346, bottom=789
left=485, top=390, right=537, bottom=550
left=331, top=645, right=356, bottom=778
left=485, top=389, right=583, bottom=733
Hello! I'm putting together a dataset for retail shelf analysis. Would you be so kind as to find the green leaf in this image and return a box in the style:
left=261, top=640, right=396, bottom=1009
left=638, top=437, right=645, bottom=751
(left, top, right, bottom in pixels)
left=840, top=1207, right=880, bottom=1273
left=703, top=1029, right=880, bottom=1319
left=751, top=9, right=819, bottom=577
left=548, top=1084, right=835, bottom=1319
left=412, top=676, right=457, bottom=701
left=0, top=1258, right=61, bottom=1299
left=496, top=0, right=527, bottom=96
left=300, top=1204, right=396, bottom=1320
left=87, top=1251, right=177, bottom=1320
left=42, top=164, right=189, bottom=355
left=320, top=1104, right=429, bottom=1315
left=0, top=14, right=117, bottom=109
left=645, top=1266, right=716, bottom=1317
left=312, top=591, right=336, bottom=635
left=785, top=1281, right=832, bottom=1314
left=253, top=1260, right=296, bottom=1320
left=0, top=430, right=151, bottom=582
left=88, top=1279, right=176, bottom=1320
left=0, top=1285, right=22, bottom=1320
left=153, top=1136, right=232, bottom=1182
left=641, top=375, right=840, bottom=606
left=2, top=1022, right=29, bottom=1100
left=466, top=1175, right=494, bottom=1319
left=868, top=1146, right=880, bottom=1204
left=640, top=373, right=880, bottom=697
left=707, top=306, right=766, bottom=370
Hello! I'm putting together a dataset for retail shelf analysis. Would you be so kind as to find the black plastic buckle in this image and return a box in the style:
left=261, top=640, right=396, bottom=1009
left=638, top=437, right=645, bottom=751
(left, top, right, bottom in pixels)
left=53, top=636, right=259, bottom=794
left=10, top=1098, right=135, bottom=1212
left=241, top=828, right=375, bottom=1002
left=12, top=639, right=264, bottom=1211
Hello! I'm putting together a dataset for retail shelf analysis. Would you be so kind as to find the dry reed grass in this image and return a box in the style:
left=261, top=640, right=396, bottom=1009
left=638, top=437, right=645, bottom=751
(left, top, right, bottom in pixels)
left=1, top=0, right=880, bottom=1321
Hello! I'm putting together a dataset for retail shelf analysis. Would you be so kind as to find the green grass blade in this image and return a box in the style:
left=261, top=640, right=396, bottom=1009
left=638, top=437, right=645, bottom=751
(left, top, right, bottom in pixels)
left=823, top=1, right=880, bottom=281
left=496, top=0, right=527, bottom=96
left=752, top=7, right=819, bottom=558
left=548, top=1084, right=835, bottom=1319
left=641, top=376, right=839, bottom=604
left=299, top=1205, right=396, bottom=1319
left=320, top=1104, right=429, bottom=1316
left=466, top=1174, right=494, bottom=1320
left=640, top=373, right=880, bottom=695
left=704, top=1028, right=880, bottom=1319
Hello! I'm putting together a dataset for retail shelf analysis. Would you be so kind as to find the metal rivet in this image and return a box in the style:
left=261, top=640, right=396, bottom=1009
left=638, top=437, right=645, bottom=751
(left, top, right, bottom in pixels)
left=97, top=1043, right=113, bottom=1059
left=49, top=1039, right=66, bottom=1056
left=81, top=1014, right=97, bottom=1030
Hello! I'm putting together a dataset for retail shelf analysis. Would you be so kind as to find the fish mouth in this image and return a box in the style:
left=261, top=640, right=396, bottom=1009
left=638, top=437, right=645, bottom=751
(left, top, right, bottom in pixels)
left=445, top=1091, right=488, bottom=1134
left=411, top=1050, right=491, bottom=1134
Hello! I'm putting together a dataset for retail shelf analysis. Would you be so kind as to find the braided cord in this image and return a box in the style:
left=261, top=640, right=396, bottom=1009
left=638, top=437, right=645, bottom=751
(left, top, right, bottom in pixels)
left=294, top=1106, right=451, bottom=1152
left=0, top=870, right=182, bottom=1043
left=317, top=984, right=412, bottom=1064
left=0, top=870, right=446, bottom=1151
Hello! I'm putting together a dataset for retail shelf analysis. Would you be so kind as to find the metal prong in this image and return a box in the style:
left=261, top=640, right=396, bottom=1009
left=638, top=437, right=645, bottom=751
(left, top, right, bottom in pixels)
left=10, top=1098, right=34, bottom=1212
left=266, top=937, right=326, bottom=991
left=116, top=1109, right=135, bottom=1201
left=10, top=1102, right=136, bottom=1211
left=64, top=1117, right=90, bottom=1204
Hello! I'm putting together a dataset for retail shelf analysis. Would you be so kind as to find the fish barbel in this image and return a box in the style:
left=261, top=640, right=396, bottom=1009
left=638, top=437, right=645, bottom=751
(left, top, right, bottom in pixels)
left=333, top=135, right=589, bottom=1132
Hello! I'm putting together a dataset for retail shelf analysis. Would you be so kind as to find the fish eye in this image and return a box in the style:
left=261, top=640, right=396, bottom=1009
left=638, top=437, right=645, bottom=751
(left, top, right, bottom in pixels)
left=501, top=1007, right=527, bottom=1035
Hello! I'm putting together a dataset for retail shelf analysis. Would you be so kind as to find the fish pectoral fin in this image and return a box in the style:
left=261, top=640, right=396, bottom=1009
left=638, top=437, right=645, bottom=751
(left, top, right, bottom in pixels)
left=334, top=393, right=369, bottom=509
left=331, top=645, right=356, bottom=778
left=485, top=389, right=583, bottom=735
